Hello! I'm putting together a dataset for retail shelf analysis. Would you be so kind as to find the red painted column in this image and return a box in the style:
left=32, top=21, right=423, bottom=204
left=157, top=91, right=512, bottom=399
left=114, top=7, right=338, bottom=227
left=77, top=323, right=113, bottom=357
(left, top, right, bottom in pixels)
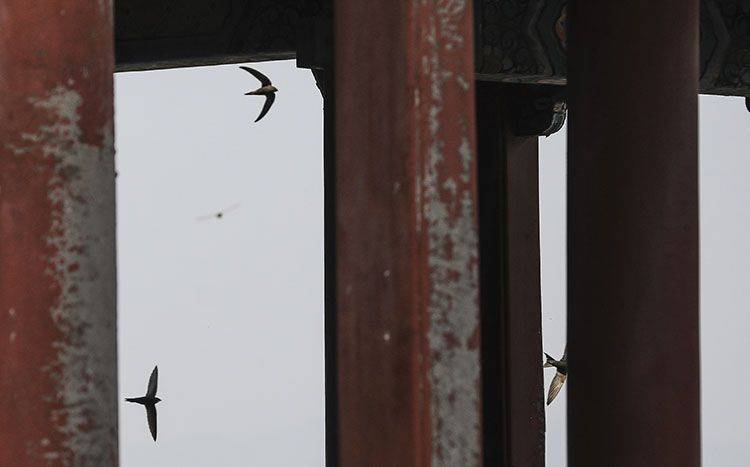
left=334, top=1, right=481, bottom=466
left=0, top=2, right=118, bottom=465
left=568, top=1, right=700, bottom=466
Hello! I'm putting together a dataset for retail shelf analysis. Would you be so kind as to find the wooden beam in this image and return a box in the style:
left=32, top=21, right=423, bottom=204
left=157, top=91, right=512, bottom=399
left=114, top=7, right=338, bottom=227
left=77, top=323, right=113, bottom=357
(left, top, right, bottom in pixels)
left=115, top=0, right=750, bottom=98
left=114, top=0, right=310, bottom=71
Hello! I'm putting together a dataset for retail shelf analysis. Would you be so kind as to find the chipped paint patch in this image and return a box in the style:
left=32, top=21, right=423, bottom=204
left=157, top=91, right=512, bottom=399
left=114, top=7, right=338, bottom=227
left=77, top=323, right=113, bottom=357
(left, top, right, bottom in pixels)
left=422, top=147, right=480, bottom=466
left=415, top=171, right=424, bottom=233
left=415, top=0, right=481, bottom=465
left=14, top=85, right=118, bottom=464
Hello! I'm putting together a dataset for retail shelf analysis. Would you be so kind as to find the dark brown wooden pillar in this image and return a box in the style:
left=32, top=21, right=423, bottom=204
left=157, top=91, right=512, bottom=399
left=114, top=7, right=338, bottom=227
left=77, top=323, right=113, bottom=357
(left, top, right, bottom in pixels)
left=0, top=1, right=118, bottom=465
left=477, top=82, right=545, bottom=467
left=567, top=1, right=700, bottom=466
left=319, top=66, right=339, bottom=467
left=334, top=1, right=482, bottom=465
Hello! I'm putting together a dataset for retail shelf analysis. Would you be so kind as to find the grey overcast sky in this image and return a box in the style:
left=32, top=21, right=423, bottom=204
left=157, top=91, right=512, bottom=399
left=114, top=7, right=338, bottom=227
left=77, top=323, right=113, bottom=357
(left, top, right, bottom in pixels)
left=115, top=60, right=750, bottom=466
left=115, top=61, right=324, bottom=467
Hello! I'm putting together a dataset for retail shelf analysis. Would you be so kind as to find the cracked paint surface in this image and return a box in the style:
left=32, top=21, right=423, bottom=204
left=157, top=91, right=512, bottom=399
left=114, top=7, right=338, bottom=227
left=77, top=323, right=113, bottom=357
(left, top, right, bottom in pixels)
left=332, top=0, right=481, bottom=463
left=1, top=85, right=118, bottom=465
left=0, top=3, right=118, bottom=463
left=415, top=0, right=481, bottom=465
left=40, top=86, right=118, bottom=464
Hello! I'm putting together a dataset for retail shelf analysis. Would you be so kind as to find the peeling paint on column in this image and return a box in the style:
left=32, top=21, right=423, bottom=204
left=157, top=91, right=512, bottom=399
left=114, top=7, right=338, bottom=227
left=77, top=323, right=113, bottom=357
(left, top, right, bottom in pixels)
left=2, top=85, right=118, bottom=465
left=415, top=0, right=481, bottom=465
left=40, top=86, right=117, bottom=464
left=335, top=0, right=480, bottom=463
left=0, top=2, right=118, bottom=464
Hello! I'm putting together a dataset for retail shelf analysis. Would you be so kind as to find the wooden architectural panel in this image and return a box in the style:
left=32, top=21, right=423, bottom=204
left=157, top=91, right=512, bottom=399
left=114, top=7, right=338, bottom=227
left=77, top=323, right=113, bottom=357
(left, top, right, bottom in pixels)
left=474, top=0, right=568, bottom=84
left=115, top=0, right=750, bottom=97
left=115, top=0, right=320, bottom=70
left=474, top=0, right=750, bottom=96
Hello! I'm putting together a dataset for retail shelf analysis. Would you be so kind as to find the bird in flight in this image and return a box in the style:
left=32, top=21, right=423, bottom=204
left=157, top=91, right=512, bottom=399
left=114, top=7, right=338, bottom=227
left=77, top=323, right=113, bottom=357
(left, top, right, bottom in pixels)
left=240, top=66, right=277, bottom=122
left=544, top=346, right=567, bottom=405
left=196, top=202, right=241, bottom=222
left=125, top=366, right=161, bottom=441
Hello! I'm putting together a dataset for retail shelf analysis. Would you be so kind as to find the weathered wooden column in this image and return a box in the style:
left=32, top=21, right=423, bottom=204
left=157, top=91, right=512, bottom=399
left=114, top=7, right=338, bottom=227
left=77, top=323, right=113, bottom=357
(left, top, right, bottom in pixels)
left=334, top=0, right=482, bottom=465
left=477, top=83, right=548, bottom=467
left=322, top=68, right=339, bottom=466
left=0, top=2, right=119, bottom=465
left=316, top=65, right=339, bottom=467
left=568, top=1, right=700, bottom=466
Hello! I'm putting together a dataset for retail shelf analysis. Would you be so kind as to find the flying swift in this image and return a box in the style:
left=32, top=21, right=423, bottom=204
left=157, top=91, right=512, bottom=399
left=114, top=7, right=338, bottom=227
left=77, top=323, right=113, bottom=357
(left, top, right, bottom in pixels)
left=241, top=66, right=278, bottom=122
left=544, top=347, right=567, bottom=406
left=125, top=366, right=161, bottom=441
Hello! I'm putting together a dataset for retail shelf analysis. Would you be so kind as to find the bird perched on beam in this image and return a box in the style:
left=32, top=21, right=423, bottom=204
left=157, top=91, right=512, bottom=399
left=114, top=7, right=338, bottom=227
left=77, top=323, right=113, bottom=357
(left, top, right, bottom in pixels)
left=240, top=66, right=277, bottom=122
left=126, top=366, right=161, bottom=441
left=544, top=346, right=567, bottom=405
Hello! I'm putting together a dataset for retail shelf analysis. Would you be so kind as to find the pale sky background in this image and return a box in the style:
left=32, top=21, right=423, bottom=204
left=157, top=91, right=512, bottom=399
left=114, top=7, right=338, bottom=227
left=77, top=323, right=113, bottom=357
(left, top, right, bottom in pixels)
left=115, top=60, right=750, bottom=466
left=115, top=61, right=324, bottom=466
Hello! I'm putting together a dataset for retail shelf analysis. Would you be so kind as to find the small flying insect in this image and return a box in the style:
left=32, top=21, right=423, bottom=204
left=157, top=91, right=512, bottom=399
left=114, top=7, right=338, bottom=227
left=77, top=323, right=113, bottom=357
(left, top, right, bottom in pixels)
left=196, top=202, right=241, bottom=222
